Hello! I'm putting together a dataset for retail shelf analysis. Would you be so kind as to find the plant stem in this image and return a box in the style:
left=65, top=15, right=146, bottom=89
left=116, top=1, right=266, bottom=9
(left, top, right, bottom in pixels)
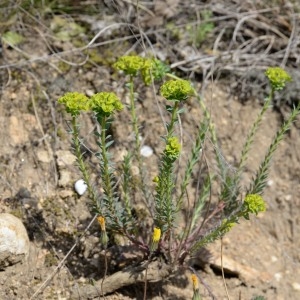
left=129, top=75, right=141, bottom=157
left=167, top=101, right=179, bottom=137
left=237, top=91, right=273, bottom=177
left=97, top=114, right=116, bottom=217
left=128, top=75, right=153, bottom=214
left=248, top=101, right=300, bottom=195
left=71, top=116, right=101, bottom=213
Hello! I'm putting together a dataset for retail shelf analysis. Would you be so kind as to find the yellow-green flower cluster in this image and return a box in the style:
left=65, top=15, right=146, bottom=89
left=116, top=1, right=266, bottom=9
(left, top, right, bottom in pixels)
left=153, top=176, right=159, bottom=183
left=114, top=55, right=145, bottom=77
left=165, top=136, right=181, bottom=160
left=90, top=92, right=123, bottom=116
left=114, top=55, right=170, bottom=85
left=160, top=79, right=193, bottom=101
left=241, top=194, right=266, bottom=220
left=243, top=194, right=266, bottom=215
left=265, top=67, right=292, bottom=91
left=58, top=91, right=123, bottom=117
left=58, top=92, right=89, bottom=116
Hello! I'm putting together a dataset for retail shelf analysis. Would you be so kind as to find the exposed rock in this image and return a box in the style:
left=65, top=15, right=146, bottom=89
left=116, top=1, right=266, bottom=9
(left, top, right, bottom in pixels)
left=8, top=114, right=37, bottom=146
left=36, top=149, right=53, bottom=163
left=56, top=150, right=77, bottom=187
left=0, top=213, right=30, bottom=269
left=56, top=150, right=76, bottom=167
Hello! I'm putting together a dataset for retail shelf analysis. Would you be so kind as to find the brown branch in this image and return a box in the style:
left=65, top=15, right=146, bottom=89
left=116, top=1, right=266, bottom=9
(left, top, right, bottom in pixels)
left=71, top=260, right=172, bottom=299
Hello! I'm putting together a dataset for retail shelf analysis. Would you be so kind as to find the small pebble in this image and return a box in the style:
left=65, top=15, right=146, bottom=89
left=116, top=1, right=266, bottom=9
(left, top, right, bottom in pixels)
left=271, top=256, right=278, bottom=262
left=274, top=272, right=282, bottom=281
left=292, top=282, right=300, bottom=291
left=140, top=145, right=153, bottom=158
left=74, top=179, right=87, bottom=196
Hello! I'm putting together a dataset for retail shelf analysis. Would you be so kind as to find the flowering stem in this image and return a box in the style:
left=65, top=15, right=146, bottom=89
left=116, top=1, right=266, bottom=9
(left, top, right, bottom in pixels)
left=129, top=75, right=141, bottom=156
left=237, top=91, right=273, bottom=175
left=167, top=101, right=179, bottom=138
left=95, top=114, right=121, bottom=229
left=71, top=115, right=101, bottom=213
left=129, top=75, right=153, bottom=213
left=248, top=101, right=300, bottom=195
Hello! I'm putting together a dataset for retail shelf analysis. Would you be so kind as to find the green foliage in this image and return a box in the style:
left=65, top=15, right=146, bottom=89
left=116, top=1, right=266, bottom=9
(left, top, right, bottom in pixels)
left=221, top=94, right=272, bottom=214
left=50, top=15, right=85, bottom=41
left=154, top=137, right=179, bottom=231
left=58, top=58, right=299, bottom=289
left=2, top=31, right=24, bottom=46
left=188, top=10, right=215, bottom=47
left=248, top=100, right=300, bottom=195
left=120, top=153, right=133, bottom=216
left=176, top=121, right=207, bottom=213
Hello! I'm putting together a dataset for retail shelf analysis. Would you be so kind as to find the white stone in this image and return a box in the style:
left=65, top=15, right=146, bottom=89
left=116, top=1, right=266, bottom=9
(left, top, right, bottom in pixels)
left=284, top=194, right=292, bottom=201
left=0, top=213, right=30, bottom=269
left=274, top=272, right=282, bottom=281
left=85, top=89, right=94, bottom=97
left=271, top=256, right=278, bottom=262
left=140, top=145, right=153, bottom=158
left=292, top=282, right=300, bottom=291
left=74, top=179, right=88, bottom=196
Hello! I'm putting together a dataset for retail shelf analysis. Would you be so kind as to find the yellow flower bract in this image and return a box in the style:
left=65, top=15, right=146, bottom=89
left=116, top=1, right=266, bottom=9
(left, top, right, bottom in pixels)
left=97, top=216, right=106, bottom=231
left=191, top=274, right=199, bottom=290
left=152, top=227, right=161, bottom=243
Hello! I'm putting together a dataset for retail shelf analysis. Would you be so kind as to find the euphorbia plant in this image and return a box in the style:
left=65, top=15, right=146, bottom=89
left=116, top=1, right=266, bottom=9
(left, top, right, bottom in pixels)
left=58, top=59, right=299, bottom=298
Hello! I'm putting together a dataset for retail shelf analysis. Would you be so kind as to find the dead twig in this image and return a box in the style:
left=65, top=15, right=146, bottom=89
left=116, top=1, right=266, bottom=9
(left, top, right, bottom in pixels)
left=71, top=259, right=171, bottom=299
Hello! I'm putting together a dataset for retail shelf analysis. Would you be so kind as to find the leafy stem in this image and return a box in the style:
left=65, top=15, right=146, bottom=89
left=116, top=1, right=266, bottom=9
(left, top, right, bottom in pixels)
left=128, top=75, right=153, bottom=213
left=98, top=114, right=114, bottom=203
left=167, top=101, right=179, bottom=137
left=129, top=75, right=141, bottom=157
left=248, top=101, right=300, bottom=195
left=71, top=115, right=100, bottom=213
